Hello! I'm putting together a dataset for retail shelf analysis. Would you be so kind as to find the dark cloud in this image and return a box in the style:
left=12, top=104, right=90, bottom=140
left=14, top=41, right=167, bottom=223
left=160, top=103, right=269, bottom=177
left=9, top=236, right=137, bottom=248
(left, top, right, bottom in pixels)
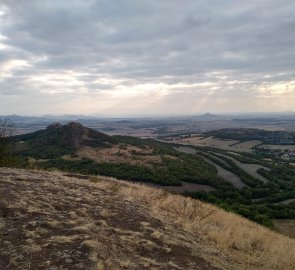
left=0, top=0, right=295, bottom=115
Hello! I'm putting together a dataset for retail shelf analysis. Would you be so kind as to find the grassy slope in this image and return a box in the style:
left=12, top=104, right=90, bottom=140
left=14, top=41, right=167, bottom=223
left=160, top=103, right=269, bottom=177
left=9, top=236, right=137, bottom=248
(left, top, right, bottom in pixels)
left=0, top=168, right=294, bottom=270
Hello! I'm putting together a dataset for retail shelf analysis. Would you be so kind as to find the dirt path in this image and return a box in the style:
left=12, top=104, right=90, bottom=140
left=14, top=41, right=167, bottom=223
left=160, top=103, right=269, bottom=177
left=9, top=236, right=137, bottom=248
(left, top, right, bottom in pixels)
left=273, top=198, right=295, bottom=205
left=0, top=168, right=221, bottom=270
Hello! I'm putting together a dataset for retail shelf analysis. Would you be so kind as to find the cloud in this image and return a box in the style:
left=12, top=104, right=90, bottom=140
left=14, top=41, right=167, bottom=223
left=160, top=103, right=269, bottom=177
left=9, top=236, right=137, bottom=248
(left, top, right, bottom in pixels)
left=0, top=0, right=295, bottom=115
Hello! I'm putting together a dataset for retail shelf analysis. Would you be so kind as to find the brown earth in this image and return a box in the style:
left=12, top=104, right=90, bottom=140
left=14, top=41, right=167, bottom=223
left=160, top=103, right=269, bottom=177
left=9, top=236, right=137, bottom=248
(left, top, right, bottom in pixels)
left=273, top=219, right=295, bottom=239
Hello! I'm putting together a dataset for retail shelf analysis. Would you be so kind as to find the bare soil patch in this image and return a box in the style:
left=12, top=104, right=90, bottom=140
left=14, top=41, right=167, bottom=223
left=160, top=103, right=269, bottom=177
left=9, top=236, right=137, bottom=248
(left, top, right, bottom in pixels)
left=273, top=219, right=295, bottom=238
left=137, top=180, right=215, bottom=193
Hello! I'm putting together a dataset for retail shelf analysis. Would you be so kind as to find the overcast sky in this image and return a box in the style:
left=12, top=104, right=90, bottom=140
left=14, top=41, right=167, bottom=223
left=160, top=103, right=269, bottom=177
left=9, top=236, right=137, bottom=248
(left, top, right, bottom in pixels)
left=0, top=0, right=295, bottom=116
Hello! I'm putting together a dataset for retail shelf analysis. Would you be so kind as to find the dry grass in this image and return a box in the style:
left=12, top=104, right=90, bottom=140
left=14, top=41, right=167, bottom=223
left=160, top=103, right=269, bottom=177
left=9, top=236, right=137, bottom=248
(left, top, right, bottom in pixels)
left=1, top=167, right=294, bottom=270
left=117, top=182, right=295, bottom=270
left=22, top=244, right=42, bottom=253
left=50, top=235, right=79, bottom=244
left=83, top=239, right=100, bottom=249
left=95, top=261, right=105, bottom=270
left=75, top=145, right=163, bottom=167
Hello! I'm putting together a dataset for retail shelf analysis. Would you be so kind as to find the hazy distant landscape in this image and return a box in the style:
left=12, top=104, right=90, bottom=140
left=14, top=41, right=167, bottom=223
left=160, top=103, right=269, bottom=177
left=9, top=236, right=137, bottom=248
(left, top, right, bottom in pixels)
left=3, top=112, right=295, bottom=137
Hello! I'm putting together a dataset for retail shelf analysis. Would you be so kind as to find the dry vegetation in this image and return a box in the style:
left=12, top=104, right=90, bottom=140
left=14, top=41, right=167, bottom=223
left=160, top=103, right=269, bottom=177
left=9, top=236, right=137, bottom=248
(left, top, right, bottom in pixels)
left=69, top=144, right=164, bottom=167
left=0, top=168, right=294, bottom=270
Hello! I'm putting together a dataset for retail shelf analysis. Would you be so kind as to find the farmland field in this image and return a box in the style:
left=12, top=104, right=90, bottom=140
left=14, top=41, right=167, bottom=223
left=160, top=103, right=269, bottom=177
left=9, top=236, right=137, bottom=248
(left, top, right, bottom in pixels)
left=174, top=136, right=239, bottom=149
left=171, top=135, right=261, bottom=152
left=176, top=146, right=245, bottom=188
left=213, top=153, right=270, bottom=183
left=230, top=140, right=261, bottom=151
left=259, top=144, right=295, bottom=151
left=199, top=154, right=246, bottom=188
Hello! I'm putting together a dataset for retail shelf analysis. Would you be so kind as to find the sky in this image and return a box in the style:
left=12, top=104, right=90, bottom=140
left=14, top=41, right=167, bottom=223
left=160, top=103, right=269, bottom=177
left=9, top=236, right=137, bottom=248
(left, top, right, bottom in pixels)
left=0, top=0, right=295, bottom=116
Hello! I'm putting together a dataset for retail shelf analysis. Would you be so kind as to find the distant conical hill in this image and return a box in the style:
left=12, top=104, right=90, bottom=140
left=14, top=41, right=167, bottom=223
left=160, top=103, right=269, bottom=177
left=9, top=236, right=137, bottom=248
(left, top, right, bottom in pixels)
left=14, top=122, right=114, bottom=158
left=198, top=113, right=219, bottom=119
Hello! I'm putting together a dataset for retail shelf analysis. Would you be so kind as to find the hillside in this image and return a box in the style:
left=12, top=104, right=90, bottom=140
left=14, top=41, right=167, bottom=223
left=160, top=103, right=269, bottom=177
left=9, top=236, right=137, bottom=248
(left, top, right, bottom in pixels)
left=14, top=122, right=115, bottom=158
left=12, top=122, right=228, bottom=187
left=0, top=168, right=294, bottom=270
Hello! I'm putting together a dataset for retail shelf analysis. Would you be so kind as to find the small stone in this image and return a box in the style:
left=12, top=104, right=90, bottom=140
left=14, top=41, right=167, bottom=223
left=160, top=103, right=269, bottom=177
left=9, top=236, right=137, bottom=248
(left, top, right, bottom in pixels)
left=65, top=258, right=73, bottom=264
left=75, top=263, right=84, bottom=268
left=62, top=254, right=71, bottom=259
